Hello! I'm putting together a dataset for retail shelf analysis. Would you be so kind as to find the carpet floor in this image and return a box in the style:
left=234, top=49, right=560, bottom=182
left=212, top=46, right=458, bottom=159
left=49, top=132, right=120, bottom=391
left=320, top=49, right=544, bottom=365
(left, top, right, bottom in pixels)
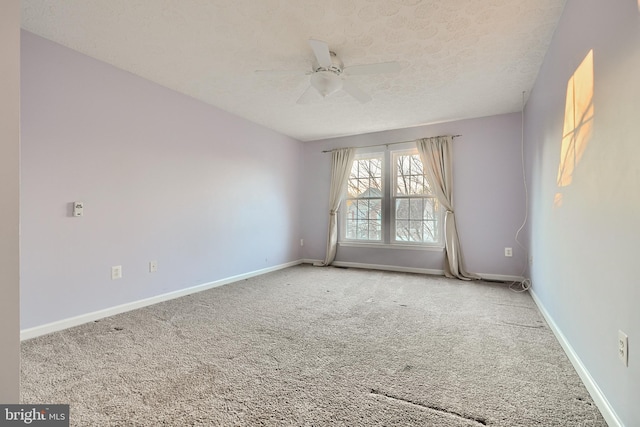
left=21, top=265, right=607, bottom=426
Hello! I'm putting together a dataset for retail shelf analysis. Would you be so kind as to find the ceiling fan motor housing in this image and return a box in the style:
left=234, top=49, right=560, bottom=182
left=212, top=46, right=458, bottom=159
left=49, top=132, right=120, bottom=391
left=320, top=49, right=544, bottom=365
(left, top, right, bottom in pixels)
left=314, top=51, right=343, bottom=75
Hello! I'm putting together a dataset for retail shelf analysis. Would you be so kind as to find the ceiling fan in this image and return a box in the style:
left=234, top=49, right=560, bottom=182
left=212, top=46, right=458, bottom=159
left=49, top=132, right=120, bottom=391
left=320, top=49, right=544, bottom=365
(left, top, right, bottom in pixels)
left=258, top=39, right=401, bottom=104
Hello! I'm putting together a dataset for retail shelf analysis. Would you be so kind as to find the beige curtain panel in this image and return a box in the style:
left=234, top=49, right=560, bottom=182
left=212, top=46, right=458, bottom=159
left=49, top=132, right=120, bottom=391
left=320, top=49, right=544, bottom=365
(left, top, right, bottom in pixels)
left=416, top=136, right=479, bottom=280
left=315, top=147, right=355, bottom=267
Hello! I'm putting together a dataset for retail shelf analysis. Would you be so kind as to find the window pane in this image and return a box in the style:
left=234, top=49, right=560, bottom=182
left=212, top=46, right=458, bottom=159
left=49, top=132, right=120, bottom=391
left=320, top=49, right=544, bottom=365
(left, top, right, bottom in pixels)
left=396, top=154, right=429, bottom=196
left=368, top=199, right=382, bottom=241
left=348, top=177, right=369, bottom=198
left=369, top=222, right=381, bottom=240
left=345, top=219, right=357, bottom=239
left=423, top=198, right=437, bottom=220
left=346, top=177, right=358, bottom=197
left=369, top=158, right=382, bottom=177
left=423, top=220, right=437, bottom=243
left=344, top=197, right=382, bottom=241
left=394, top=196, right=439, bottom=243
left=408, top=175, right=425, bottom=195
left=370, top=199, right=382, bottom=220
left=356, top=159, right=368, bottom=178
left=395, top=219, right=410, bottom=241
left=348, top=156, right=383, bottom=197
left=345, top=199, right=356, bottom=239
left=356, top=200, right=368, bottom=220
left=370, top=176, right=382, bottom=193
left=395, top=199, right=409, bottom=220
left=420, top=176, right=428, bottom=194
left=410, top=154, right=423, bottom=175
left=396, top=155, right=410, bottom=195
left=409, top=198, right=423, bottom=219
left=356, top=221, right=368, bottom=239
left=369, top=199, right=382, bottom=240
left=345, top=200, right=354, bottom=220
left=409, top=220, right=423, bottom=241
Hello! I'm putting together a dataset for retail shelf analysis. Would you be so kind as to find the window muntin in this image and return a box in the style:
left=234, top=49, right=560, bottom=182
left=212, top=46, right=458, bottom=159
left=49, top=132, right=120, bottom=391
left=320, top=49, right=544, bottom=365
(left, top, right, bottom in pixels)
left=341, top=148, right=442, bottom=247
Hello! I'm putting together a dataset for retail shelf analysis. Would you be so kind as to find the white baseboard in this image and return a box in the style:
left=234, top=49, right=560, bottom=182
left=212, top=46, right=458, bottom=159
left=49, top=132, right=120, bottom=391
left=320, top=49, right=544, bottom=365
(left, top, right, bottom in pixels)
left=20, top=260, right=303, bottom=341
left=476, top=273, right=525, bottom=283
left=333, top=261, right=445, bottom=276
left=529, top=289, right=622, bottom=427
left=302, top=259, right=522, bottom=283
left=302, top=259, right=445, bottom=276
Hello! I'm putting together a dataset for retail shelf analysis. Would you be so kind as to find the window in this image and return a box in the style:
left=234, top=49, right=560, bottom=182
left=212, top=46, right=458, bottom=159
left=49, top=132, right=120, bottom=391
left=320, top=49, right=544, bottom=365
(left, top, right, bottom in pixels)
left=342, top=147, right=442, bottom=247
left=393, top=150, right=440, bottom=244
left=344, top=155, right=383, bottom=241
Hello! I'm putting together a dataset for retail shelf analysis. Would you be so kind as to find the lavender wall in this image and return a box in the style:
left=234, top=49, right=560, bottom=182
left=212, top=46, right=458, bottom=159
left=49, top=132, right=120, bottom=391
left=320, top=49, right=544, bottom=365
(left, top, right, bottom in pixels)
left=301, top=113, right=526, bottom=278
left=524, top=0, right=640, bottom=424
left=0, top=0, right=21, bottom=403
left=20, top=31, right=303, bottom=330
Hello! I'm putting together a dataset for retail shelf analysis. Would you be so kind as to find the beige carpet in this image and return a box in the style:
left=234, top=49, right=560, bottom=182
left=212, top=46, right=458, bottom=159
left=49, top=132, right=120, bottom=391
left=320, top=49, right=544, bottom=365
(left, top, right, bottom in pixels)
left=21, top=265, right=606, bottom=426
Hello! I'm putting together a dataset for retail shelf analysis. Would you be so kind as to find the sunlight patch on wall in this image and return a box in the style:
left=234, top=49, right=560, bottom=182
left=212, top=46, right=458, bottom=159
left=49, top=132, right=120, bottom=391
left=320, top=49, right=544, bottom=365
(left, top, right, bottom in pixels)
left=555, top=49, right=594, bottom=208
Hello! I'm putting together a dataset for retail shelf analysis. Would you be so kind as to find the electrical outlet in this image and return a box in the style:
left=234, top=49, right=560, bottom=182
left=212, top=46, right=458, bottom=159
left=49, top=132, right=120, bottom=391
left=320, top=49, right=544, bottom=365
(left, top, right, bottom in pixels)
left=528, top=255, right=533, bottom=265
left=504, top=247, right=513, bottom=257
left=300, top=239, right=304, bottom=247
left=149, top=260, right=158, bottom=273
left=618, top=330, right=628, bottom=367
left=111, top=265, right=122, bottom=280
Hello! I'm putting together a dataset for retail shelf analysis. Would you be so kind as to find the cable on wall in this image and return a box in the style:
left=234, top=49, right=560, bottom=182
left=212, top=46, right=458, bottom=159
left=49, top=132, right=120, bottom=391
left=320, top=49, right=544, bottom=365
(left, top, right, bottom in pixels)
left=510, top=91, right=532, bottom=293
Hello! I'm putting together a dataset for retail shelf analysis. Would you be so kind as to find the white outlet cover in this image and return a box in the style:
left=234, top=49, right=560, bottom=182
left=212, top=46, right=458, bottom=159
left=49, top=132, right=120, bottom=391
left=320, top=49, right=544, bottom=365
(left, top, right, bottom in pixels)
left=619, top=330, right=629, bottom=367
left=111, top=265, right=122, bottom=280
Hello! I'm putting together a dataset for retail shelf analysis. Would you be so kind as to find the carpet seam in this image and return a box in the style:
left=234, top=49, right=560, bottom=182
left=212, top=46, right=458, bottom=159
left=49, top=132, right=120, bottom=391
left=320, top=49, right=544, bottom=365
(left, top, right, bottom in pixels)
left=369, top=388, right=487, bottom=425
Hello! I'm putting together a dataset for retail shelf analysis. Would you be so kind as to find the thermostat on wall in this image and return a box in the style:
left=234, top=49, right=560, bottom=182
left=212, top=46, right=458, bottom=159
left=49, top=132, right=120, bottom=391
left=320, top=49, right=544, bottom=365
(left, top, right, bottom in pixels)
left=73, top=201, right=84, bottom=217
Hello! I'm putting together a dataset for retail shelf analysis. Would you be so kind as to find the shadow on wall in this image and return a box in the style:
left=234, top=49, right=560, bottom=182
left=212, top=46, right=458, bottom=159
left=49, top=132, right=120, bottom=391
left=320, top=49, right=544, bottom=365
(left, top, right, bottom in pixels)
left=554, top=49, right=594, bottom=208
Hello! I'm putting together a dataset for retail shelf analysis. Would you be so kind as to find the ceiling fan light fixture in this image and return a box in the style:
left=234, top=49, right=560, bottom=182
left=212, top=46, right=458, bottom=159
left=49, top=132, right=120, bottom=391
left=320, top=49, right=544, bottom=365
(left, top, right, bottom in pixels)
left=310, top=71, right=343, bottom=97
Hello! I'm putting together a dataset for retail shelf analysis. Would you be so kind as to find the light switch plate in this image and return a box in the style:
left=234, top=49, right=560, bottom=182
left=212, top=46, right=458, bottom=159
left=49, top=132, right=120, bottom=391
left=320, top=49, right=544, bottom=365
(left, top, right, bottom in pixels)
left=111, top=265, right=122, bottom=280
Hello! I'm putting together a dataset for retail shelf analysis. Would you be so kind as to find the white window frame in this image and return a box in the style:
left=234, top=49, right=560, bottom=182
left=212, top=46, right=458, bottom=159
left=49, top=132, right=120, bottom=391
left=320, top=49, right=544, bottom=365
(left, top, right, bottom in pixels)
left=339, top=146, right=444, bottom=249
left=391, top=149, right=442, bottom=246
left=342, top=152, right=384, bottom=243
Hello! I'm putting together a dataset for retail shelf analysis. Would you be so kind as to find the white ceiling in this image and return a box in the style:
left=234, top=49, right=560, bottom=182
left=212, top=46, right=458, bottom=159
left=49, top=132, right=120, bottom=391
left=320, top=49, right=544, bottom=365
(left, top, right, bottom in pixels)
left=21, top=0, right=566, bottom=142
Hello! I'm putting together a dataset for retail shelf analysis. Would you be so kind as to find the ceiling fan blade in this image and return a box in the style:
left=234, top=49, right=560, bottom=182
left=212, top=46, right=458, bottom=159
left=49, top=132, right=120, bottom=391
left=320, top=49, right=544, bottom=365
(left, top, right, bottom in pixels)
left=308, top=39, right=332, bottom=68
left=345, top=61, right=401, bottom=76
left=342, top=80, right=372, bottom=103
left=296, top=85, right=322, bottom=104
left=254, top=69, right=301, bottom=75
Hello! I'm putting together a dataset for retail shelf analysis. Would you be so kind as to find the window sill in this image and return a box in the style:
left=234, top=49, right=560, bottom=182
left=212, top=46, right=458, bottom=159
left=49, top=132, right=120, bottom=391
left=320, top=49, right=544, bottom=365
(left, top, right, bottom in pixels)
left=338, top=242, right=445, bottom=251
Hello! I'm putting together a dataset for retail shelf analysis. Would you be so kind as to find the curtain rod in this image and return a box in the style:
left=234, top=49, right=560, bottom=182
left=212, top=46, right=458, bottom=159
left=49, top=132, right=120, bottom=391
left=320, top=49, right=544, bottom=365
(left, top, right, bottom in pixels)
left=321, top=134, right=462, bottom=153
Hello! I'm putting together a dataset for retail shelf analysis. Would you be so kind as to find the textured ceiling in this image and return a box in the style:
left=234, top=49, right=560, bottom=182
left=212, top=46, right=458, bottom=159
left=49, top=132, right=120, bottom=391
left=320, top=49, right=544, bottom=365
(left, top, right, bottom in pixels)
left=21, top=0, right=566, bottom=141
